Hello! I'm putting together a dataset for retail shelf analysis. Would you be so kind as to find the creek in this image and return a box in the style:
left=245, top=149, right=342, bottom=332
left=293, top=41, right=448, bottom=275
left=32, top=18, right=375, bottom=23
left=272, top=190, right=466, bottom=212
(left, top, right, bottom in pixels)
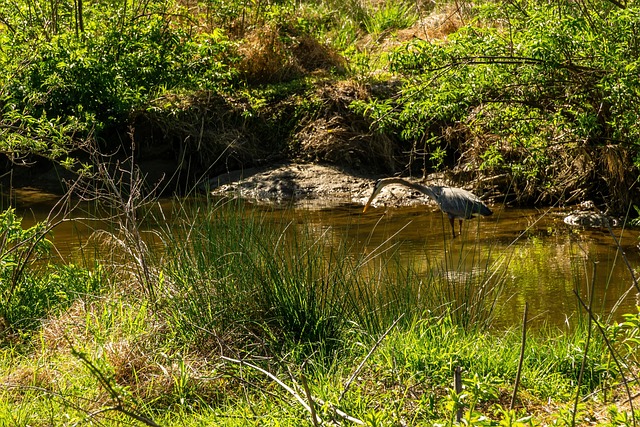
left=14, top=188, right=640, bottom=330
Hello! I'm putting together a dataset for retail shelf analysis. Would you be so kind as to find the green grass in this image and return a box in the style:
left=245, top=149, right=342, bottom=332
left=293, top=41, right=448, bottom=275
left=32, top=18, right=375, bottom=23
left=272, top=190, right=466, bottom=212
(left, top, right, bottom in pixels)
left=2, top=0, right=640, bottom=421
left=1, top=314, right=619, bottom=426
left=363, top=0, right=419, bottom=36
left=0, top=199, right=638, bottom=426
left=159, top=198, right=506, bottom=356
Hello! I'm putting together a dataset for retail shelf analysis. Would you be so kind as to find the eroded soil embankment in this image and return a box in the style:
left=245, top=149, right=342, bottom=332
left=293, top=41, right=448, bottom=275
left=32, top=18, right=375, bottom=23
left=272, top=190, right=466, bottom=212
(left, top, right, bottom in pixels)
left=206, top=162, right=620, bottom=228
left=208, top=162, right=482, bottom=209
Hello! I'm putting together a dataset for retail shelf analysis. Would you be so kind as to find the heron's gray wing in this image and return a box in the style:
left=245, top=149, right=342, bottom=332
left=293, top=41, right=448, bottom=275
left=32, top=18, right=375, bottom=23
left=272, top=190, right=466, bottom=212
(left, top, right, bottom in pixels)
left=439, top=187, right=491, bottom=219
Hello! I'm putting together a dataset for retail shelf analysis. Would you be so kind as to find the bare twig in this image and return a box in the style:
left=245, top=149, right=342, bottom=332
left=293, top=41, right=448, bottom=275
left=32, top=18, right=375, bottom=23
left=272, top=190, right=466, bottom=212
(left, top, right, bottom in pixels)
left=574, top=291, right=637, bottom=427
left=339, top=313, right=404, bottom=402
left=69, top=341, right=162, bottom=427
left=300, top=372, right=320, bottom=427
left=220, top=356, right=314, bottom=415
left=313, top=396, right=365, bottom=425
left=510, top=302, right=528, bottom=410
left=3, top=177, right=79, bottom=316
left=572, top=262, right=596, bottom=426
left=223, top=355, right=366, bottom=426
left=72, top=133, right=164, bottom=305
left=454, top=366, right=463, bottom=422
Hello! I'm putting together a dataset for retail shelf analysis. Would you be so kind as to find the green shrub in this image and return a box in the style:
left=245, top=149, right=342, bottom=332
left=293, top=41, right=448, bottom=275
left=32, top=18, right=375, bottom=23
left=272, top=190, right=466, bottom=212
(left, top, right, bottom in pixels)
left=6, top=21, right=238, bottom=135
left=0, top=209, right=104, bottom=337
left=369, top=1, right=640, bottom=208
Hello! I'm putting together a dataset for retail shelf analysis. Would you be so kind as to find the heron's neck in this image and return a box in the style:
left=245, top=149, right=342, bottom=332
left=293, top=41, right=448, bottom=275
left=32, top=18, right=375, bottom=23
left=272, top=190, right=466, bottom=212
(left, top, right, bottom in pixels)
left=381, top=178, right=437, bottom=199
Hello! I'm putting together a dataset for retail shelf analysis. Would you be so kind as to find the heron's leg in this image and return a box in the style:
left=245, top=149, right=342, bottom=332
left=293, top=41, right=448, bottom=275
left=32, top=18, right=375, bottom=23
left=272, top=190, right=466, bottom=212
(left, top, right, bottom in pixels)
left=448, top=215, right=456, bottom=238
left=459, top=219, right=463, bottom=236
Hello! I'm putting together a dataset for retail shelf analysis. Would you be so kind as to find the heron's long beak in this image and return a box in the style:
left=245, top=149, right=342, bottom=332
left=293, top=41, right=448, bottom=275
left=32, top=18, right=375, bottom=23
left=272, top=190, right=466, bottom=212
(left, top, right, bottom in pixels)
left=362, top=190, right=379, bottom=213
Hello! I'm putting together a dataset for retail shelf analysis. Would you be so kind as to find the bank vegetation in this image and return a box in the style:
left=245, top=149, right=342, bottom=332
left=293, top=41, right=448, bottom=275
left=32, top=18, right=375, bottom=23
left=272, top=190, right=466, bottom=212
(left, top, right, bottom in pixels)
left=2, top=0, right=640, bottom=212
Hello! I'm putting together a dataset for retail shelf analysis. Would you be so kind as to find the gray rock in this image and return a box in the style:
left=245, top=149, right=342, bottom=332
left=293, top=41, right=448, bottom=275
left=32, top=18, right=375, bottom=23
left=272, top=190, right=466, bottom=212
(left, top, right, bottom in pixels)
left=563, top=206, right=618, bottom=228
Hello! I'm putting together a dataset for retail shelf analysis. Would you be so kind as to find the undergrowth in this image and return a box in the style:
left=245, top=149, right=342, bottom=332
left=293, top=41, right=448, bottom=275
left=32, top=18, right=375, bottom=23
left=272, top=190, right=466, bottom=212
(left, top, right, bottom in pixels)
left=2, top=0, right=640, bottom=424
left=0, top=198, right=638, bottom=425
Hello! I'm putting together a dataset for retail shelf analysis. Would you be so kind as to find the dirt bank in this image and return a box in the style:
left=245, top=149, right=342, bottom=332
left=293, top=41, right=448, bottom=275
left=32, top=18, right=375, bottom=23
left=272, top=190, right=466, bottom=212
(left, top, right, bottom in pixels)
left=206, top=162, right=622, bottom=229
left=207, top=162, right=458, bottom=210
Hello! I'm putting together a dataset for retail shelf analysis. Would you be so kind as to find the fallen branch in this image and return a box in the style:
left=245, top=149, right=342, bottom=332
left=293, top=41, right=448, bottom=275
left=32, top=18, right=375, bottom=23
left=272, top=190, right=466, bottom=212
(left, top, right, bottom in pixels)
left=340, top=313, right=404, bottom=402
left=222, top=355, right=366, bottom=426
left=221, top=356, right=314, bottom=415
left=300, top=372, right=320, bottom=427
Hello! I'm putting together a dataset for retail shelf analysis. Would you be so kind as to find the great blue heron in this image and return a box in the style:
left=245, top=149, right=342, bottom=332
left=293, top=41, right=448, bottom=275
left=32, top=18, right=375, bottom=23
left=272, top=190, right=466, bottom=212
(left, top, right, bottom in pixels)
left=362, top=177, right=493, bottom=238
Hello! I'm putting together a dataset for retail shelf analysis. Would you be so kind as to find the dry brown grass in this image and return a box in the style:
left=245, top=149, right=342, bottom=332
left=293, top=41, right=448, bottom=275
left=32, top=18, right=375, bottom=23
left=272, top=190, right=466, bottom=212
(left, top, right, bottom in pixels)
left=132, top=91, right=266, bottom=177
left=293, top=33, right=347, bottom=75
left=598, top=144, right=635, bottom=211
left=9, top=293, right=229, bottom=409
left=239, top=24, right=346, bottom=84
left=297, top=116, right=396, bottom=171
left=296, top=80, right=398, bottom=172
left=400, top=3, right=468, bottom=41
left=239, top=25, right=302, bottom=84
left=359, top=1, right=470, bottom=53
left=132, top=74, right=400, bottom=181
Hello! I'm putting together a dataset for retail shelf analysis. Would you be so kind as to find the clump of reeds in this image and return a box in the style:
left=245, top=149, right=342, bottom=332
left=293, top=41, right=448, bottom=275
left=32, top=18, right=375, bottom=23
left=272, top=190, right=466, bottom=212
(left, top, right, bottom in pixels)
left=160, top=198, right=355, bottom=358
left=158, top=197, right=507, bottom=361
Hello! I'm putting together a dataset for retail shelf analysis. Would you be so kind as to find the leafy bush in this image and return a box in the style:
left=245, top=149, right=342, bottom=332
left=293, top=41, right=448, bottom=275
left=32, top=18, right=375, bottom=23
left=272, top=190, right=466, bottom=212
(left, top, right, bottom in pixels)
left=5, top=20, right=238, bottom=135
left=0, top=97, right=83, bottom=163
left=369, top=1, right=640, bottom=209
left=5, top=263, right=104, bottom=335
left=0, top=209, right=103, bottom=337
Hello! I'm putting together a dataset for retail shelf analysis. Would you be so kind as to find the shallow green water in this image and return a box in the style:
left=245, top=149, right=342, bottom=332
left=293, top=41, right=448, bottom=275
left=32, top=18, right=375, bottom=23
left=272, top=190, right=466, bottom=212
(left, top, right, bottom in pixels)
left=14, top=189, right=640, bottom=329
left=258, top=201, right=640, bottom=329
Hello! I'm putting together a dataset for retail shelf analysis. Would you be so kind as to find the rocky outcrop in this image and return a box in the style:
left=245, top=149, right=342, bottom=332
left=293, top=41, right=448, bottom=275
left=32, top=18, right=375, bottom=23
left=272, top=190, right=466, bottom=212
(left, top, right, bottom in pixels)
left=563, top=201, right=619, bottom=228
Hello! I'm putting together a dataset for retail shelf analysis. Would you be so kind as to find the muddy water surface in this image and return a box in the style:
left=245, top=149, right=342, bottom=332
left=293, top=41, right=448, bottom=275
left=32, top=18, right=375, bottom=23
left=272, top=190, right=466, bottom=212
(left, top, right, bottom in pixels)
left=263, top=201, right=640, bottom=329
left=14, top=189, right=640, bottom=329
